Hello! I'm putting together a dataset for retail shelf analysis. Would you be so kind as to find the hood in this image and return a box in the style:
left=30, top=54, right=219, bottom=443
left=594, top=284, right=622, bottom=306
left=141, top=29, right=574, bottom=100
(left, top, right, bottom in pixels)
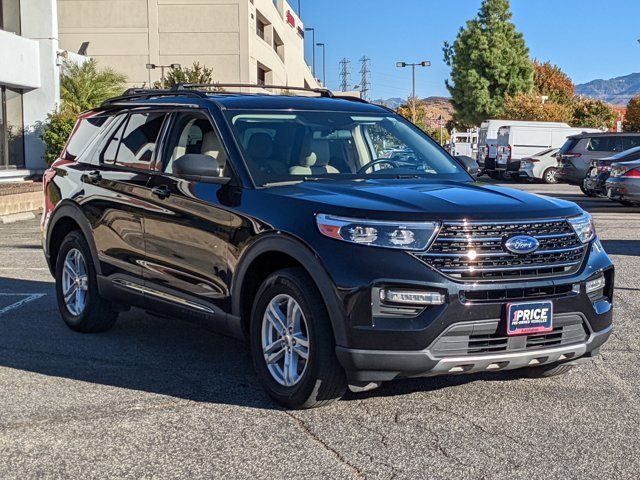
left=265, top=179, right=582, bottom=221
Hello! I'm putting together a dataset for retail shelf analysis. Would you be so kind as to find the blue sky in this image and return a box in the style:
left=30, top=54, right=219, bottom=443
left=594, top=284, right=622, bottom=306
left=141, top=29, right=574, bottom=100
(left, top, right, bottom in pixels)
left=300, top=0, right=640, bottom=99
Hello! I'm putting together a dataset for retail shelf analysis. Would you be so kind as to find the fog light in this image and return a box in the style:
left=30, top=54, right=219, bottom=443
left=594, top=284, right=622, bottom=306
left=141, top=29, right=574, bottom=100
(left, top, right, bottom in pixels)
left=586, top=275, right=606, bottom=294
left=380, top=289, right=445, bottom=305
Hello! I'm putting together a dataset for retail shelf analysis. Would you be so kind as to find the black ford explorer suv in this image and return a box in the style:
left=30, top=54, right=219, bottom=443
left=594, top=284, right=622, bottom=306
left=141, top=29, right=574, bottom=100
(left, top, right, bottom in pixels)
left=42, top=86, right=614, bottom=409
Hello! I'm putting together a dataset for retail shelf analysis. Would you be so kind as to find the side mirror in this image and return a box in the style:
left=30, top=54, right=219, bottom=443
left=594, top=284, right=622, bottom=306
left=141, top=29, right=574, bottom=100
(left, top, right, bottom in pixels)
left=172, top=154, right=229, bottom=184
left=455, top=155, right=479, bottom=177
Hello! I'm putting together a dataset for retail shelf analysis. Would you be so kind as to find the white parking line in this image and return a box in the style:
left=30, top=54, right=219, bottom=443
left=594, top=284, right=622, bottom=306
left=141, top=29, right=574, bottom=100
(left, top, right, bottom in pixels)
left=0, top=293, right=47, bottom=317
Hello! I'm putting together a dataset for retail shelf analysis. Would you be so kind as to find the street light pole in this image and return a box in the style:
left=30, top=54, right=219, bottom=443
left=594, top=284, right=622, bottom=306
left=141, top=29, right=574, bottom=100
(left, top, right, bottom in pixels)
left=396, top=61, right=431, bottom=124
left=316, top=42, right=326, bottom=86
left=146, top=63, right=181, bottom=88
left=305, top=27, right=315, bottom=77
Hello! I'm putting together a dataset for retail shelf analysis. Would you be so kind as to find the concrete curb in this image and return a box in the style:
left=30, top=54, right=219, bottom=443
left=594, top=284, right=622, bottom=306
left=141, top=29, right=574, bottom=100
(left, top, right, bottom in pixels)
left=0, top=211, right=37, bottom=224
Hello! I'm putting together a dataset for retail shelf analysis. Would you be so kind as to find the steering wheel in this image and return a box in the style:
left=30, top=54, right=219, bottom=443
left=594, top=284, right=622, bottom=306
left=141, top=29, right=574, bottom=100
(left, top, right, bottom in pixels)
left=357, top=158, right=400, bottom=175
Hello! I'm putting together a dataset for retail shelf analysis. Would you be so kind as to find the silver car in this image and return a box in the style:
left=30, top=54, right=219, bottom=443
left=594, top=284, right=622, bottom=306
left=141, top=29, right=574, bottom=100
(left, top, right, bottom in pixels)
left=519, top=148, right=560, bottom=184
left=606, top=159, right=640, bottom=206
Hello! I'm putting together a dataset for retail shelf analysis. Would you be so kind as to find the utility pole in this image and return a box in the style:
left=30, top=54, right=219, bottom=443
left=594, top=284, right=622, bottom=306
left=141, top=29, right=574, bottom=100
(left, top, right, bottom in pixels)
left=305, top=27, right=315, bottom=77
left=316, top=42, right=326, bottom=86
left=359, top=56, right=371, bottom=100
left=396, top=61, right=431, bottom=124
left=339, top=58, right=351, bottom=92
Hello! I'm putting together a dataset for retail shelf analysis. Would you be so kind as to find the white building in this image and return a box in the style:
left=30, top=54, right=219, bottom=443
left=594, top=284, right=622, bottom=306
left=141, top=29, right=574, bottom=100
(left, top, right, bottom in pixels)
left=58, top=0, right=319, bottom=90
left=0, top=0, right=60, bottom=180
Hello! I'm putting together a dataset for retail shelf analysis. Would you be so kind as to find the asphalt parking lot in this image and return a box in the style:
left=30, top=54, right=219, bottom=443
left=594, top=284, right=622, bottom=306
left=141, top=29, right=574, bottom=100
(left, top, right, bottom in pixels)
left=0, top=181, right=639, bottom=479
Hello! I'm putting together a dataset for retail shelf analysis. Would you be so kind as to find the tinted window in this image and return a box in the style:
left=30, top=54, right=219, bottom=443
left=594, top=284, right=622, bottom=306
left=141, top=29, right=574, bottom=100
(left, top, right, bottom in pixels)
left=559, top=138, right=578, bottom=155
left=163, top=112, right=229, bottom=175
left=586, top=136, right=624, bottom=153
left=622, top=136, right=640, bottom=151
left=64, top=114, right=110, bottom=161
left=113, top=112, right=166, bottom=169
left=101, top=116, right=127, bottom=164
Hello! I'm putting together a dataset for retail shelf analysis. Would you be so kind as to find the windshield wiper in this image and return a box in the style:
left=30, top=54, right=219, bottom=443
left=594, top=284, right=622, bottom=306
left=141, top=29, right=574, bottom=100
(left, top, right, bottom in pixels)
left=259, top=177, right=338, bottom=188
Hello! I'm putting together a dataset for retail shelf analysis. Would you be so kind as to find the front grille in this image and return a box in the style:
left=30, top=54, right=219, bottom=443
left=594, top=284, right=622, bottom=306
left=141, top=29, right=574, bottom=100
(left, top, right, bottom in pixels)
left=415, top=219, right=587, bottom=281
left=462, top=284, right=575, bottom=304
left=429, top=316, right=589, bottom=358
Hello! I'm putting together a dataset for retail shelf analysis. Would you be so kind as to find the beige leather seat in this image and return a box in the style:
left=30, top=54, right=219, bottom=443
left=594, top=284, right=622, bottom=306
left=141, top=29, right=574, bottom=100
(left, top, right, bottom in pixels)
left=289, top=139, right=339, bottom=175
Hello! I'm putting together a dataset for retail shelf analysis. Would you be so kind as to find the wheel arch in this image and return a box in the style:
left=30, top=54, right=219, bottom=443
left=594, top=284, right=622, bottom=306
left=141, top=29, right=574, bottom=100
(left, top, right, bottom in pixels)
left=46, top=201, right=101, bottom=277
left=232, top=233, right=348, bottom=346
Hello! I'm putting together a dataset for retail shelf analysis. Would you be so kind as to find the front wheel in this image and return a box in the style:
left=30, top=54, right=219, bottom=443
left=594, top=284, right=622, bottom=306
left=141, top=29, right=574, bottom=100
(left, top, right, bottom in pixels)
left=249, top=268, right=347, bottom=409
left=55, top=231, right=118, bottom=333
left=543, top=167, right=558, bottom=184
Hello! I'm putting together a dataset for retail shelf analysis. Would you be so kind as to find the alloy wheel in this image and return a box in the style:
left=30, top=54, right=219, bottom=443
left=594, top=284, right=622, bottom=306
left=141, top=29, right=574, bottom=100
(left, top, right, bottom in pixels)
left=61, top=248, right=88, bottom=316
left=261, top=294, right=310, bottom=387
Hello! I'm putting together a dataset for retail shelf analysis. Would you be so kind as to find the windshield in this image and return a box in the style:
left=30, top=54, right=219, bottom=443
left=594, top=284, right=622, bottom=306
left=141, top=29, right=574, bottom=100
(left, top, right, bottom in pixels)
left=224, top=110, right=469, bottom=186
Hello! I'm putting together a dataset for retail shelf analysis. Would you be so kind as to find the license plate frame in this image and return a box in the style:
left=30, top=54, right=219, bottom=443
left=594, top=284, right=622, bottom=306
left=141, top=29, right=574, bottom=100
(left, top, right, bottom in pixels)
left=506, top=301, right=553, bottom=336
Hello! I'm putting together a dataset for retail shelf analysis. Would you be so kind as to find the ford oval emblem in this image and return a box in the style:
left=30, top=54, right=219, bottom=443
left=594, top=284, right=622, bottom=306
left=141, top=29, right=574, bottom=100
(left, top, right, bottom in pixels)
left=504, top=235, right=539, bottom=255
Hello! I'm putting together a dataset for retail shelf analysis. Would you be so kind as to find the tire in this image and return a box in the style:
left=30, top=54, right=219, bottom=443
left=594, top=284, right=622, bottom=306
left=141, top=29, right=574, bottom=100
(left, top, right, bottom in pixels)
left=516, top=363, right=574, bottom=378
left=55, top=231, right=118, bottom=333
left=580, top=185, right=597, bottom=197
left=249, top=268, right=347, bottom=409
left=543, top=167, right=558, bottom=184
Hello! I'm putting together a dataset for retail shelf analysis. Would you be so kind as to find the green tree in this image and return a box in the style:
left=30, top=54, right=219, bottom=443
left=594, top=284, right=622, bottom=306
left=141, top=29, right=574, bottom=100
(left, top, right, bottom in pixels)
left=153, top=62, right=214, bottom=88
left=443, top=0, right=534, bottom=126
left=60, top=59, right=127, bottom=114
left=571, top=97, right=618, bottom=130
left=40, top=110, right=77, bottom=165
left=623, top=95, right=640, bottom=132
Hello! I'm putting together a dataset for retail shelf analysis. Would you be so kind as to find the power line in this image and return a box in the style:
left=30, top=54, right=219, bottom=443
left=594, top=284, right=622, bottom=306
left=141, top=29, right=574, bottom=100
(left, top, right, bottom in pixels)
left=359, top=56, right=371, bottom=100
left=339, top=58, right=351, bottom=92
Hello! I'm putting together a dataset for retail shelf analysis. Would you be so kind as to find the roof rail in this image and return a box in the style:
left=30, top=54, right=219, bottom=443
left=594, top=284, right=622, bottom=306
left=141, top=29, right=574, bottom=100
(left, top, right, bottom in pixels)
left=101, top=88, right=208, bottom=107
left=174, top=83, right=335, bottom=98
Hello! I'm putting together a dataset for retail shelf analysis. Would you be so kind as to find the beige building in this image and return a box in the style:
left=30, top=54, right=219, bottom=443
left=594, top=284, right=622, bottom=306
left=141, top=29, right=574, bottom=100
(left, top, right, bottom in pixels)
left=58, top=0, right=319, bottom=89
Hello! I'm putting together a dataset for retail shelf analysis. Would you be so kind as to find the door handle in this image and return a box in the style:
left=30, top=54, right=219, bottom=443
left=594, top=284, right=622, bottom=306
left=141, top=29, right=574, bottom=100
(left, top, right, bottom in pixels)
left=151, top=185, right=171, bottom=199
left=86, top=170, right=102, bottom=183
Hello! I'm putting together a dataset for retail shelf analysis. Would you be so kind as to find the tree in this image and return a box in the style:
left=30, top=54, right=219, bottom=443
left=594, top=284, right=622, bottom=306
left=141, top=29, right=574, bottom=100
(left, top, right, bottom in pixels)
left=40, top=110, right=77, bottom=165
left=571, top=97, right=618, bottom=130
left=503, top=92, right=572, bottom=123
left=396, top=97, right=451, bottom=143
left=443, top=0, right=534, bottom=126
left=533, top=60, right=575, bottom=105
left=60, top=59, right=127, bottom=114
left=153, top=62, right=214, bottom=88
left=623, top=95, right=640, bottom=132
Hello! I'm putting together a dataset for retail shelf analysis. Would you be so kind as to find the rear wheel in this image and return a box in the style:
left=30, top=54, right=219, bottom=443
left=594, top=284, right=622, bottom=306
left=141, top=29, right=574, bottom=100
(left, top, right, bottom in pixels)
left=55, top=231, right=118, bottom=333
left=580, top=185, right=597, bottom=197
left=249, top=268, right=347, bottom=409
left=543, top=167, right=558, bottom=184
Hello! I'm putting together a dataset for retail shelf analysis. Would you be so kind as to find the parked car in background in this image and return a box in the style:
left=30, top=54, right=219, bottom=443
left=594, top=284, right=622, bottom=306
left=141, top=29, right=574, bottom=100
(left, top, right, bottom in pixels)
left=606, top=158, right=640, bottom=206
left=494, top=125, right=599, bottom=178
left=450, top=130, right=478, bottom=158
left=519, top=148, right=560, bottom=183
left=583, top=147, right=640, bottom=197
left=556, top=133, right=640, bottom=192
left=477, top=119, right=570, bottom=175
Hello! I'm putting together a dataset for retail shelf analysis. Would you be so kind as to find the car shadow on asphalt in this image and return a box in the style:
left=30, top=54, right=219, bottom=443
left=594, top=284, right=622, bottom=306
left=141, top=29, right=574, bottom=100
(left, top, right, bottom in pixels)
left=0, top=276, right=510, bottom=409
left=600, top=240, right=640, bottom=257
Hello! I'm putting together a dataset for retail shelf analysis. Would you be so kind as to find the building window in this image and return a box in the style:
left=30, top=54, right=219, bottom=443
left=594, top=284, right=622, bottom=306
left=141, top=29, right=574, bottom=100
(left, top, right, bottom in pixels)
left=0, top=0, right=21, bottom=34
left=256, top=17, right=267, bottom=41
left=257, top=66, right=267, bottom=86
left=273, top=29, right=285, bottom=62
left=0, top=86, right=25, bottom=169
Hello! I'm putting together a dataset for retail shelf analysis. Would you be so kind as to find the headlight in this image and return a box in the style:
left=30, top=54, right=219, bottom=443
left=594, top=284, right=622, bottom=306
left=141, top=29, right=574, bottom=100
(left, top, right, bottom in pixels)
left=568, top=212, right=595, bottom=243
left=316, top=214, right=440, bottom=250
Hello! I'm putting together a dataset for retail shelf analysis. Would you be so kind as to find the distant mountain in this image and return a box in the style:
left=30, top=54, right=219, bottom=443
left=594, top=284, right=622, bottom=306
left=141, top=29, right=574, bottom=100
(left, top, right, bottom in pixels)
left=372, top=97, right=404, bottom=109
left=576, top=73, right=640, bottom=106
left=373, top=96, right=454, bottom=128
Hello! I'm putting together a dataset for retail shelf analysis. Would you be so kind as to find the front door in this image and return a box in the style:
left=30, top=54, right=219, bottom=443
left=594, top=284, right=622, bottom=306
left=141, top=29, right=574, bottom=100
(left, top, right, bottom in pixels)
left=142, top=110, right=239, bottom=330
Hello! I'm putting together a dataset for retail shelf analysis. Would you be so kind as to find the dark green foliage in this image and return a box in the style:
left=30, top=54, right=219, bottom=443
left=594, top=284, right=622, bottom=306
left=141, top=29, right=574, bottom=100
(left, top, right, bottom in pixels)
left=443, top=0, right=534, bottom=126
left=40, top=111, right=77, bottom=165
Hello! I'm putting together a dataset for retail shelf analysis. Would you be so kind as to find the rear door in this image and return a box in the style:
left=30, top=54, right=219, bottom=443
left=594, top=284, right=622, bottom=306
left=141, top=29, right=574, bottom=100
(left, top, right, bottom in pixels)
left=81, top=109, right=169, bottom=299
left=142, top=109, right=240, bottom=327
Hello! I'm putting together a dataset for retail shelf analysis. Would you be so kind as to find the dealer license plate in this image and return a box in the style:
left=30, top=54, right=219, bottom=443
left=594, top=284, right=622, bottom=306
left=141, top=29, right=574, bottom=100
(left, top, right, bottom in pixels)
left=506, top=301, right=553, bottom=336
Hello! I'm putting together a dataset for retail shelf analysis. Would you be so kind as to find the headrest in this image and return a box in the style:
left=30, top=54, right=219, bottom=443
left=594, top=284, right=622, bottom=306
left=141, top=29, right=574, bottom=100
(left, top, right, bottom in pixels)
left=300, top=139, right=330, bottom=167
left=201, top=131, right=223, bottom=158
left=247, top=133, right=274, bottom=159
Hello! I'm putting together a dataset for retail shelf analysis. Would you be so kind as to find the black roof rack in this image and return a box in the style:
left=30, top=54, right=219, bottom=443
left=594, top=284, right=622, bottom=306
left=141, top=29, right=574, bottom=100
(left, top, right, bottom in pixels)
left=100, top=88, right=208, bottom=107
left=174, top=82, right=335, bottom=98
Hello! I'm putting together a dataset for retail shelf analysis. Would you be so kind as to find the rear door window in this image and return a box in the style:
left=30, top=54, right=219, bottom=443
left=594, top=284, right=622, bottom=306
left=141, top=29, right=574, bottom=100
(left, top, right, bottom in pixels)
left=587, top=137, right=625, bottom=153
left=63, top=114, right=110, bottom=161
left=115, top=112, right=167, bottom=170
left=622, top=136, right=640, bottom=151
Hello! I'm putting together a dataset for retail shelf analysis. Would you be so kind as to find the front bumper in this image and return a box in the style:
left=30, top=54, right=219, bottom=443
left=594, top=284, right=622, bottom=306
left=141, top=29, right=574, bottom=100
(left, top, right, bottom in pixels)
left=337, top=324, right=612, bottom=382
left=323, top=237, right=614, bottom=382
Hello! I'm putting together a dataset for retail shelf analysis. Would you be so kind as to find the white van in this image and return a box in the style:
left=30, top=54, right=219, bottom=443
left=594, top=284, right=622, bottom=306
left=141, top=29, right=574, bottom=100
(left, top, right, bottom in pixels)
left=495, top=125, right=601, bottom=175
left=477, top=119, right=570, bottom=172
left=450, top=130, right=478, bottom=158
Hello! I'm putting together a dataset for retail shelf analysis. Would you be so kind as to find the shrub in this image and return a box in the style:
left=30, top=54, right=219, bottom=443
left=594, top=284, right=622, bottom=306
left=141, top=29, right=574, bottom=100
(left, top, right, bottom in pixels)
left=40, top=110, right=77, bottom=165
